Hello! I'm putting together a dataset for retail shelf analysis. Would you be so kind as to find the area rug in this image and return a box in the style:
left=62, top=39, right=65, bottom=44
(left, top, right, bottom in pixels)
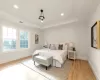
left=21, top=59, right=72, bottom=80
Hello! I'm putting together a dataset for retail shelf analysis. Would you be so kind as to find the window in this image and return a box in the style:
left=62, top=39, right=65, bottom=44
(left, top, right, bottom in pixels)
left=3, top=27, right=16, bottom=51
left=20, top=31, right=28, bottom=48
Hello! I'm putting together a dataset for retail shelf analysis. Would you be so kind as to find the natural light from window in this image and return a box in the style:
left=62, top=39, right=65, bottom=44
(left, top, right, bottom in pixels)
left=20, top=31, right=28, bottom=48
left=3, top=27, right=16, bottom=51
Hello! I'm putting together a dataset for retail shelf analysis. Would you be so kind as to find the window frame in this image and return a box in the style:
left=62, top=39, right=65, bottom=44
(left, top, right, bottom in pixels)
left=2, top=26, right=30, bottom=52
left=2, top=26, right=17, bottom=52
left=19, top=30, right=29, bottom=49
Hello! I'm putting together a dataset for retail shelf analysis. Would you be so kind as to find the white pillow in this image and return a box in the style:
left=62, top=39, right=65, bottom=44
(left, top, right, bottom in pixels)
left=50, top=44, right=56, bottom=50
left=55, top=44, right=59, bottom=50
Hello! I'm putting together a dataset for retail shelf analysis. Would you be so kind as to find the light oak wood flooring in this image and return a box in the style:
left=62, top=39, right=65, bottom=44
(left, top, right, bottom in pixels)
left=68, top=60, right=96, bottom=80
left=0, top=57, right=96, bottom=80
left=0, top=56, right=31, bottom=70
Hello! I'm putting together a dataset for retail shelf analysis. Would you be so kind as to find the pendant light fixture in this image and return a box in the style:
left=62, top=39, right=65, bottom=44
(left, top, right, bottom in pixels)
left=39, top=9, right=45, bottom=22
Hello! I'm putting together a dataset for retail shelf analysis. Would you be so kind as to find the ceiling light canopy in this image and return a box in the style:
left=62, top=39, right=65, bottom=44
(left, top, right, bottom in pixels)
left=39, top=9, right=45, bottom=22
left=13, top=5, right=19, bottom=9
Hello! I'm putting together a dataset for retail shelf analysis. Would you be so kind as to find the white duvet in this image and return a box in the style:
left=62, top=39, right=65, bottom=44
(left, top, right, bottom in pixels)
left=33, top=49, right=67, bottom=64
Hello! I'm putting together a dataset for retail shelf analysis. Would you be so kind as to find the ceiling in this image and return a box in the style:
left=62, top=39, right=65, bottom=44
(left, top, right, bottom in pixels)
left=0, top=0, right=100, bottom=29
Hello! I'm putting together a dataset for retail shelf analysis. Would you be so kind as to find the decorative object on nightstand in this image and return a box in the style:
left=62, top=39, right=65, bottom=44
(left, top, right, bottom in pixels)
left=68, top=42, right=76, bottom=60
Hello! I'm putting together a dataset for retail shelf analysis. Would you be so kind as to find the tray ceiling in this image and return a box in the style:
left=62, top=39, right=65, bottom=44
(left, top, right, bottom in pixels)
left=0, top=0, right=100, bottom=29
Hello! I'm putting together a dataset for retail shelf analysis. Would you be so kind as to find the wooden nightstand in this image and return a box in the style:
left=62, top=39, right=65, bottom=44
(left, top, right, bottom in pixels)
left=68, top=50, right=76, bottom=60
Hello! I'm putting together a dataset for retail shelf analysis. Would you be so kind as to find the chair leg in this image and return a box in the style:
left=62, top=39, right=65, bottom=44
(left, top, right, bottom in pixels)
left=46, top=66, right=47, bottom=70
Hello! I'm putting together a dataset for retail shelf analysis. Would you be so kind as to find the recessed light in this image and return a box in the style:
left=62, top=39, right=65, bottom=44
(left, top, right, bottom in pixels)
left=41, top=21, right=43, bottom=23
left=61, top=13, right=64, bottom=16
left=13, top=5, right=19, bottom=9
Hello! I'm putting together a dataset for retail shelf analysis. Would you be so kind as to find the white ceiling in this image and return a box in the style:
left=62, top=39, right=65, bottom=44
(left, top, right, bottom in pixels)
left=0, top=0, right=100, bottom=29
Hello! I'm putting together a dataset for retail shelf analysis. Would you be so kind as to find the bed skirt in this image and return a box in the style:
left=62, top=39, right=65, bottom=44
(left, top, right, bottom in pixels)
left=52, top=55, right=67, bottom=67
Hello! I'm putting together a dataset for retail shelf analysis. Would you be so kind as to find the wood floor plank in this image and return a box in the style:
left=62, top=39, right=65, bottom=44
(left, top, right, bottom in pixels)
left=0, top=56, right=31, bottom=70
left=0, top=57, right=96, bottom=80
left=68, top=60, right=96, bottom=80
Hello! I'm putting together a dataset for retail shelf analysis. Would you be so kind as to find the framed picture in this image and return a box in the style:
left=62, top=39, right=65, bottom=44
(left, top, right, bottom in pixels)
left=91, top=21, right=100, bottom=49
left=35, top=34, right=39, bottom=44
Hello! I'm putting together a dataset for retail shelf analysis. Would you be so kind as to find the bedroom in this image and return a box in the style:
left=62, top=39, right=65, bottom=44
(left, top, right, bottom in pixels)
left=0, top=0, right=100, bottom=80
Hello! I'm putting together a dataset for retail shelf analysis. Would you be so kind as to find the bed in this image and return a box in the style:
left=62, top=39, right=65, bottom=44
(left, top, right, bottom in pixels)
left=32, top=48, right=68, bottom=67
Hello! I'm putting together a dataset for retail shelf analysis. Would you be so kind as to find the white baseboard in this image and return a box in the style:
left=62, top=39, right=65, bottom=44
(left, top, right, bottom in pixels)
left=0, top=53, right=31, bottom=64
left=88, top=60, right=100, bottom=80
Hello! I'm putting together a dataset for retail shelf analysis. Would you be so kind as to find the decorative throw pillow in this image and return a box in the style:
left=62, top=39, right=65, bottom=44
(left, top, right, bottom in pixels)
left=50, top=44, right=56, bottom=50
left=58, top=44, right=63, bottom=50
left=55, top=44, right=59, bottom=50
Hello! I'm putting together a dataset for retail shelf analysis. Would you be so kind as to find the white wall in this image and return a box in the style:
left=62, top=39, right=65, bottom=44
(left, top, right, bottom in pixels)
left=0, top=20, right=43, bottom=64
left=88, top=3, right=100, bottom=80
left=43, top=23, right=89, bottom=60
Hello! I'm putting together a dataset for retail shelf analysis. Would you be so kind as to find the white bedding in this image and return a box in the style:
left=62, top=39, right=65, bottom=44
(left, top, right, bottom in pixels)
left=33, top=48, right=67, bottom=64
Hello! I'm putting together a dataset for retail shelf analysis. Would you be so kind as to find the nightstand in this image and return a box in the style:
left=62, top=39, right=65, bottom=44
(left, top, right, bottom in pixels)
left=68, top=50, right=76, bottom=60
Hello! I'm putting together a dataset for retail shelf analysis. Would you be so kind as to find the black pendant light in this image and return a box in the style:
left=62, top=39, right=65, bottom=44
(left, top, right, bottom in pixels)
left=39, top=9, right=45, bottom=21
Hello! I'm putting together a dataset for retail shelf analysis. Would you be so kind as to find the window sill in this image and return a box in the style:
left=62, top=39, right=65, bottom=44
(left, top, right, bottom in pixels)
left=19, top=48, right=29, bottom=50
